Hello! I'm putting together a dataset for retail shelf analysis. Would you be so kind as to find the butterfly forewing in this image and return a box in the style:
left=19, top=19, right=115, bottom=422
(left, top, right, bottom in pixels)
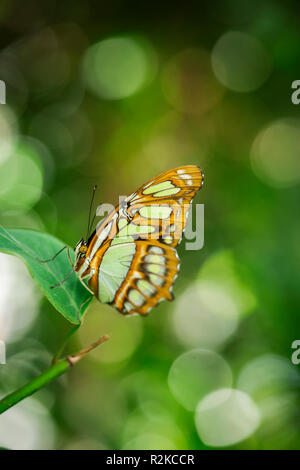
left=125, top=165, right=203, bottom=247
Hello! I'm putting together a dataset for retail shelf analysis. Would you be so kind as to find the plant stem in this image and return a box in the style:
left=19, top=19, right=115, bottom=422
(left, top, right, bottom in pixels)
left=52, top=324, right=80, bottom=363
left=0, top=360, right=70, bottom=414
left=0, top=334, right=109, bottom=415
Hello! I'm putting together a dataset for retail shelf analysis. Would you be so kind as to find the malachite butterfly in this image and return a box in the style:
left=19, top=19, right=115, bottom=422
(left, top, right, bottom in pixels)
left=55, top=165, right=204, bottom=316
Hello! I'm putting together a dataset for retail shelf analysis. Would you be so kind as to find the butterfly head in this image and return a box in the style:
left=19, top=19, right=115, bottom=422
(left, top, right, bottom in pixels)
left=74, top=238, right=88, bottom=269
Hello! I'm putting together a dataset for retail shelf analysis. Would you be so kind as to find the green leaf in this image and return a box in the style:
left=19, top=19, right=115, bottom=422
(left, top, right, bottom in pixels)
left=0, top=226, right=93, bottom=324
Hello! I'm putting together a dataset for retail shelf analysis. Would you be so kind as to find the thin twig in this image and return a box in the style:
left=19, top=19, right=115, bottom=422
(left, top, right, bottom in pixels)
left=0, top=334, right=109, bottom=415
left=67, top=334, right=110, bottom=365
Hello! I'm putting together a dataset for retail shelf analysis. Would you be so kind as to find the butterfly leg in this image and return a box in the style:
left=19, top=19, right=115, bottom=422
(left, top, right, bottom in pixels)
left=78, top=268, right=96, bottom=295
left=50, top=262, right=94, bottom=291
left=36, top=245, right=68, bottom=263
left=50, top=268, right=75, bottom=289
left=66, top=246, right=74, bottom=268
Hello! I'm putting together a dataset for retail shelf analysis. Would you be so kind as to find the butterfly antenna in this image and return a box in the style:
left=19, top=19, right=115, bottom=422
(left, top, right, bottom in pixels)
left=50, top=268, right=76, bottom=289
left=86, top=184, right=97, bottom=240
left=89, top=213, right=96, bottom=235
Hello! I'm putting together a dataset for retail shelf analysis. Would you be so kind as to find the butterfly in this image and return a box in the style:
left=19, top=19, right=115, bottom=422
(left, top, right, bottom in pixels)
left=46, top=165, right=203, bottom=316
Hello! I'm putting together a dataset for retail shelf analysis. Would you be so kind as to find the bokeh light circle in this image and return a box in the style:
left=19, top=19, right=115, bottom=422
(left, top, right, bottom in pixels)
left=83, top=37, right=156, bottom=100
left=250, top=118, right=300, bottom=188
left=195, top=388, right=261, bottom=447
left=237, top=354, right=300, bottom=399
left=0, top=106, right=18, bottom=164
left=121, top=404, right=185, bottom=450
left=236, top=354, right=300, bottom=448
left=0, top=138, right=44, bottom=211
left=172, top=281, right=239, bottom=349
left=162, top=49, right=224, bottom=115
left=211, top=31, right=272, bottom=92
left=0, top=397, right=56, bottom=450
left=168, top=349, right=232, bottom=411
left=79, top=303, right=143, bottom=364
left=122, top=433, right=176, bottom=450
left=0, top=254, right=41, bottom=343
left=198, top=250, right=257, bottom=317
left=18, top=28, right=70, bottom=95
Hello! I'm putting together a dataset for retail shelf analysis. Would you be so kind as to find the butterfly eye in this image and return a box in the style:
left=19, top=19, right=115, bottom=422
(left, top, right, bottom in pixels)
left=75, top=238, right=83, bottom=249
left=79, top=245, right=88, bottom=254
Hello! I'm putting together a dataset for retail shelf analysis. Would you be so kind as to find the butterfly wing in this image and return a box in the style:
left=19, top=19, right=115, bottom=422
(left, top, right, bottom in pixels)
left=80, top=165, right=203, bottom=315
left=126, top=165, right=203, bottom=207
left=92, top=239, right=179, bottom=315
left=123, top=165, right=204, bottom=248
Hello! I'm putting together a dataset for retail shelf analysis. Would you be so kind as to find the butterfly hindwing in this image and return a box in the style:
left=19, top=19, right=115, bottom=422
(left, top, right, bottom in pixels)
left=102, top=240, right=180, bottom=315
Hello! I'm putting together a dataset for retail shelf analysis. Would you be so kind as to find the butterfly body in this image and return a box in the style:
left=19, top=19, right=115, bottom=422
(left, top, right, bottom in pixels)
left=74, top=165, right=203, bottom=315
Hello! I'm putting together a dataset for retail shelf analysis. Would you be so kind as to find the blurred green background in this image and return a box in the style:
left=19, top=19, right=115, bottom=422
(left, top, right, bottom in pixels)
left=1, top=0, right=300, bottom=450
